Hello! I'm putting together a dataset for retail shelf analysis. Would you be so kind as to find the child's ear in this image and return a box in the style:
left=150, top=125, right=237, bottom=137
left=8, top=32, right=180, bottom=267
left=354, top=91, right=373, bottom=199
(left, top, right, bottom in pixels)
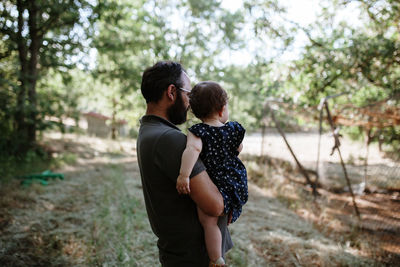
left=218, top=105, right=225, bottom=117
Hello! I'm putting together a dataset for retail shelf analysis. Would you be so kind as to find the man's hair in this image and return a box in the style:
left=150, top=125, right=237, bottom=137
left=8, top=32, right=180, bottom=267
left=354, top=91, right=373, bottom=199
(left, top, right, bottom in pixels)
left=190, top=81, right=228, bottom=120
left=141, top=61, right=185, bottom=103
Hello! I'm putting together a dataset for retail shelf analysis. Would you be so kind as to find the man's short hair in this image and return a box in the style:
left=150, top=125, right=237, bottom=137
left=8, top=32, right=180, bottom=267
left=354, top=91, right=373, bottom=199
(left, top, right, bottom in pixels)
left=190, top=81, right=228, bottom=119
left=141, top=61, right=185, bottom=103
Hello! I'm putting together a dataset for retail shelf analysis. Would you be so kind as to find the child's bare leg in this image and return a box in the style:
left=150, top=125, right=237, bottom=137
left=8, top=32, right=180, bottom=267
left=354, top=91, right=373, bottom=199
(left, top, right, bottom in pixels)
left=197, top=206, right=223, bottom=263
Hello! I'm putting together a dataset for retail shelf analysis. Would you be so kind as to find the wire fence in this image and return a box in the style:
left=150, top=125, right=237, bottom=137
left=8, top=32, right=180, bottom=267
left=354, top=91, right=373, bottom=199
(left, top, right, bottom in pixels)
left=242, top=121, right=400, bottom=260
left=243, top=129, right=400, bottom=191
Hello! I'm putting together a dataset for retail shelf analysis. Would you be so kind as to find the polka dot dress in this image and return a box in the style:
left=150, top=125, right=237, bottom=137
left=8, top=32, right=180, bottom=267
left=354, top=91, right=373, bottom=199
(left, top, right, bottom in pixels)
left=189, top=121, right=248, bottom=223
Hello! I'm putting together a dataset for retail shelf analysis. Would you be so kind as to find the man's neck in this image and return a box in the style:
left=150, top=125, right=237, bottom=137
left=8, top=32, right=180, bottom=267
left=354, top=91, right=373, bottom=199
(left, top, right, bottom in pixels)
left=146, top=103, right=169, bottom=121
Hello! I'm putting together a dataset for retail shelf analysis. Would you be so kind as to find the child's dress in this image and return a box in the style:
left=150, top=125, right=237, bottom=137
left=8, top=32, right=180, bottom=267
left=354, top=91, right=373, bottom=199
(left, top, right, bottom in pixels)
left=189, top=121, right=248, bottom=223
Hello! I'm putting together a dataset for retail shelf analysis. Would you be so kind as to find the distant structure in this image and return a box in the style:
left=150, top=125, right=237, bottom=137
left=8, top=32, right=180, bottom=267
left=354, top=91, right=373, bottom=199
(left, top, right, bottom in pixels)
left=83, top=112, right=128, bottom=138
left=44, top=112, right=128, bottom=138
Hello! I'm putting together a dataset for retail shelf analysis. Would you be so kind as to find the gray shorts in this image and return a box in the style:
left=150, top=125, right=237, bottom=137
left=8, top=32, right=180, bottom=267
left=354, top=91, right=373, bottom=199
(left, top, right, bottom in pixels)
left=218, top=214, right=234, bottom=258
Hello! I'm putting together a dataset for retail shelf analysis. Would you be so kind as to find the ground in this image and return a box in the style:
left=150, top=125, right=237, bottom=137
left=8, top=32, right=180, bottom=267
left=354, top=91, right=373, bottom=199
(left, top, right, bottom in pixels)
left=0, top=132, right=399, bottom=266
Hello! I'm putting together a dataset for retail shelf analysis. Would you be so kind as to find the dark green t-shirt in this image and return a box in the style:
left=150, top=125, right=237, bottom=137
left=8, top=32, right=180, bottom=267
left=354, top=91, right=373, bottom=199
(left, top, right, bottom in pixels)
left=136, top=115, right=232, bottom=267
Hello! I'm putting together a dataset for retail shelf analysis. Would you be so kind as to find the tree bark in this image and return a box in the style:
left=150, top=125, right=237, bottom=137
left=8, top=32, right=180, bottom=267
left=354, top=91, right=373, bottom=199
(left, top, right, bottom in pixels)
left=27, top=0, right=40, bottom=146
left=15, top=0, right=28, bottom=152
left=111, top=98, right=117, bottom=140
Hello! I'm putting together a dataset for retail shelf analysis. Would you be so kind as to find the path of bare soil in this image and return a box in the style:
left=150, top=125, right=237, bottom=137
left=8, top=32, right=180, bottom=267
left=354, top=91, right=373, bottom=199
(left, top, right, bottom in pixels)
left=0, top=132, right=398, bottom=266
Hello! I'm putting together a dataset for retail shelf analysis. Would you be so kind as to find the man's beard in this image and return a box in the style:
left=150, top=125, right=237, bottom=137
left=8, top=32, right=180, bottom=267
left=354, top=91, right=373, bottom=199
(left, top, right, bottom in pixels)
left=167, top=92, right=188, bottom=125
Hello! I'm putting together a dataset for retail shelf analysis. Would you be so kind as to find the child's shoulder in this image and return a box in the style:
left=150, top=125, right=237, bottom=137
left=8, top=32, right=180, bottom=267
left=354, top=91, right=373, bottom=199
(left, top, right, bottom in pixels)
left=189, top=122, right=205, bottom=131
left=226, top=121, right=245, bottom=132
left=188, top=123, right=208, bottom=137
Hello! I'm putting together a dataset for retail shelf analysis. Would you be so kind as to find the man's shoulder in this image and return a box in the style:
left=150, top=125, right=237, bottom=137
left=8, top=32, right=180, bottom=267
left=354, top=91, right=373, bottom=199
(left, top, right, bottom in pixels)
left=156, top=128, right=186, bottom=152
left=138, top=115, right=185, bottom=142
left=139, top=123, right=186, bottom=154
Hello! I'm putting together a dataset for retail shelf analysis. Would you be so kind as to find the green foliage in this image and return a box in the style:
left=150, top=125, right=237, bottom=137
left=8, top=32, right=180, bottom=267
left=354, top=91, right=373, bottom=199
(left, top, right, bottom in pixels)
left=292, top=0, right=400, bottom=103
left=89, top=0, right=255, bottom=132
left=89, top=0, right=171, bottom=132
left=2, top=0, right=399, bottom=156
left=0, top=0, right=97, bottom=155
left=1, top=0, right=294, bottom=152
left=0, top=146, right=78, bottom=183
left=280, top=0, right=400, bottom=149
left=0, top=149, right=49, bottom=182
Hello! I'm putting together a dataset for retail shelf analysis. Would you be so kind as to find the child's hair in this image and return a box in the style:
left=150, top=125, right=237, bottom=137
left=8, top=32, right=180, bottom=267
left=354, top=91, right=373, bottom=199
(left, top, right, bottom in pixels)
left=189, top=81, right=228, bottom=120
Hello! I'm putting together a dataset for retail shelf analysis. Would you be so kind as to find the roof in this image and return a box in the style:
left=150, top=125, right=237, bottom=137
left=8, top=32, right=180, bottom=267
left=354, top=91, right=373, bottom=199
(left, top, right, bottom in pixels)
left=83, top=112, right=110, bottom=121
left=83, top=112, right=127, bottom=125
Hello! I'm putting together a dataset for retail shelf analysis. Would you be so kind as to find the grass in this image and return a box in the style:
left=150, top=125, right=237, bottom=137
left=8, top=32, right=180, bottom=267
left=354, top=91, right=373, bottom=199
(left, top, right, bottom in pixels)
left=241, top=154, right=398, bottom=265
left=226, top=246, right=249, bottom=266
left=1, top=134, right=398, bottom=266
left=53, top=152, right=78, bottom=167
left=0, top=150, right=78, bottom=184
left=0, top=156, right=157, bottom=266
left=86, top=165, right=158, bottom=266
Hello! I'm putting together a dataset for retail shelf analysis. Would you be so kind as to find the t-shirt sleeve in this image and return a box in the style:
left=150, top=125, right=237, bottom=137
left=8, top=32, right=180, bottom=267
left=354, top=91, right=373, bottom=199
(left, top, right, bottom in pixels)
left=154, top=129, right=206, bottom=183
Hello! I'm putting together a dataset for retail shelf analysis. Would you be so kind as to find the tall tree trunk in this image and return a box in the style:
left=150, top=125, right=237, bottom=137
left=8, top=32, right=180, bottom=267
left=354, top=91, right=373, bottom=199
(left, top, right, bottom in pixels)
left=27, top=0, right=40, bottom=146
left=15, top=0, right=28, bottom=153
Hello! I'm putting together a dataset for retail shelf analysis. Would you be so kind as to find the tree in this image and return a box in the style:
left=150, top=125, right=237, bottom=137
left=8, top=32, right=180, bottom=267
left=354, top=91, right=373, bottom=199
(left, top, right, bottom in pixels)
left=286, top=0, right=400, bottom=149
left=91, top=0, right=248, bottom=137
left=90, top=0, right=171, bottom=138
left=0, top=0, right=96, bottom=154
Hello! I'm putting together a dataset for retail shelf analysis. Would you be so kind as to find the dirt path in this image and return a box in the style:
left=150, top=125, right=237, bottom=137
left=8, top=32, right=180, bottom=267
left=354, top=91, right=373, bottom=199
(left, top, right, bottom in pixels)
left=0, top=133, right=396, bottom=266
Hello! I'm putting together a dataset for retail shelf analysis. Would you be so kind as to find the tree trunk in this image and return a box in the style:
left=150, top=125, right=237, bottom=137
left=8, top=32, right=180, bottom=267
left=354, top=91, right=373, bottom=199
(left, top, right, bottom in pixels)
left=27, top=0, right=40, bottom=146
left=261, top=123, right=266, bottom=157
left=15, top=0, right=28, bottom=153
left=111, top=98, right=117, bottom=140
left=364, top=128, right=372, bottom=189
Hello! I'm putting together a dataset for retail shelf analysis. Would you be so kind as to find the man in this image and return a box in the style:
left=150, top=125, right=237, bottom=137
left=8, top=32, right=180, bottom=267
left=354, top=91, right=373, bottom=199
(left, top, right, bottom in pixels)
left=137, top=61, right=233, bottom=266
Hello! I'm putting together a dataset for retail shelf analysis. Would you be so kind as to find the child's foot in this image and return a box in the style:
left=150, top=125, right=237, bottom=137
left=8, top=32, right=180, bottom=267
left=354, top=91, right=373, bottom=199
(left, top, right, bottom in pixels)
left=209, top=257, right=226, bottom=267
left=209, top=263, right=227, bottom=267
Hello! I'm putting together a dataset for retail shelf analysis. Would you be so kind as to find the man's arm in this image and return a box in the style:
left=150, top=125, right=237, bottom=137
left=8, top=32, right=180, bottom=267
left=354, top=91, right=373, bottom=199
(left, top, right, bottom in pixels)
left=189, top=170, right=224, bottom=217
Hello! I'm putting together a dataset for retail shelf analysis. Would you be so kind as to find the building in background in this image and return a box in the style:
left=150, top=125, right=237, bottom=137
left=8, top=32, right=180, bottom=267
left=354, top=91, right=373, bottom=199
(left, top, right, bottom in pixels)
left=82, top=112, right=128, bottom=138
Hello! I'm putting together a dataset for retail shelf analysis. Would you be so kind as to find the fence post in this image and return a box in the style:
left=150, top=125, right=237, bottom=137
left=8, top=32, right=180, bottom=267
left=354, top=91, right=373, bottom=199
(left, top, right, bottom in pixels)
left=269, top=106, right=318, bottom=198
left=324, top=101, right=361, bottom=219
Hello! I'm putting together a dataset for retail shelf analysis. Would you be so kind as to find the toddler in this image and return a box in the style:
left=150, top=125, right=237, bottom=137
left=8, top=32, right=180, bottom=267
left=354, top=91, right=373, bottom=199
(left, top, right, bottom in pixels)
left=176, top=81, right=248, bottom=266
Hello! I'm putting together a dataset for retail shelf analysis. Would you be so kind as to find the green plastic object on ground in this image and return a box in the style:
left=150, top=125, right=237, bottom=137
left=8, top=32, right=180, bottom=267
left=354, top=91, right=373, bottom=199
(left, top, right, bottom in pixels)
left=19, top=170, right=64, bottom=186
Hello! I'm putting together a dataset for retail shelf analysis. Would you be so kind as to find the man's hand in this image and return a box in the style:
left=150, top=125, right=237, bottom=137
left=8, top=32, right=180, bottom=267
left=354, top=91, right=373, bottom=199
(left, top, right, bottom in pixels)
left=176, top=174, right=190, bottom=194
left=227, top=211, right=233, bottom=225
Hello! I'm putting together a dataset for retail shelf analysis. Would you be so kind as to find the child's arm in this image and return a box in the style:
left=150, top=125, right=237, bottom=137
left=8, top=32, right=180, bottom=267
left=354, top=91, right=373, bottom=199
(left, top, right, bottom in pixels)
left=237, top=143, right=243, bottom=154
left=176, top=132, right=203, bottom=194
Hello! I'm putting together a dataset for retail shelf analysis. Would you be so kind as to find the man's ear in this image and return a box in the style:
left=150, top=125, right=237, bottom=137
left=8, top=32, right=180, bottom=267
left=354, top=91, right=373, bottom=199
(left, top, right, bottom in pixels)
left=166, top=84, right=175, bottom=101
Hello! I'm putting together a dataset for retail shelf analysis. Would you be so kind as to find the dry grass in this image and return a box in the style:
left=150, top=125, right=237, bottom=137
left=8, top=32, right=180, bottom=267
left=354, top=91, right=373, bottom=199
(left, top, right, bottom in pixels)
left=241, top=154, right=400, bottom=265
left=0, top=133, right=157, bottom=266
left=227, top=184, right=378, bottom=266
left=0, top=132, right=398, bottom=266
